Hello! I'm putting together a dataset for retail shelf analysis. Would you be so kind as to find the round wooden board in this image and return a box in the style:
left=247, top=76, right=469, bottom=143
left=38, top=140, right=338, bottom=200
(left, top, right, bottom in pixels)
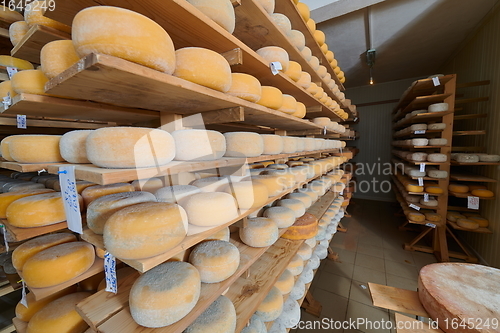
left=418, top=263, right=500, bottom=333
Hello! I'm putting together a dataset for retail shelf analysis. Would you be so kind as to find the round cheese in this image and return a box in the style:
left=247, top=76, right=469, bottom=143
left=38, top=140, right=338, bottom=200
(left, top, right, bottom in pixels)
left=286, top=192, right=312, bottom=208
left=257, top=86, right=283, bottom=109
left=279, top=94, right=297, bottom=115
left=313, top=117, right=331, bottom=127
left=184, top=192, right=239, bottom=227
left=24, top=0, right=70, bottom=32
left=189, top=240, right=240, bottom=283
left=320, top=43, right=328, bottom=53
left=86, top=127, right=175, bottom=168
left=289, top=281, right=305, bottom=301
left=274, top=269, right=294, bottom=295
left=252, top=174, right=286, bottom=196
left=297, top=71, right=311, bottom=89
left=16, top=285, right=77, bottom=322
left=190, top=177, right=229, bottom=192
left=278, top=198, right=305, bottom=218
left=131, top=178, right=165, bottom=193
left=222, top=181, right=269, bottom=211
left=87, top=191, right=156, bottom=234
left=130, top=261, right=201, bottom=327
left=224, top=132, right=264, bottom=157
left=73, top=6, right=175, bottom=73
left=155, top=185, right=200, bottom=207
left=428, top=103, right=448, bottom=112
left=296, top=3, right=310, bottom=21
left=256, top=46, right=289, bottom=72
left=81, top=183, right=135, bottom=206
left=298, top=187, right=319, bottom=202
left=325, top=50, right=334, bottom=62
left=428, top=123, right=446, bottom=130
left=292, top=102, right=307, bottom=118
left=40, top=40, right=80, bottom=79
left=448, top=184, right=469, bottom=193
left=186, top=0, right=235, bottom=33
left=428, top=169, right=448, bottom=179
left=424, top=212, right=441, bottom=222
left=309, top=56, right=320, bottom=71
left=239, top=217, right=278, bottom=247
left=427, top=153, right=447, bottom=163
left=457, top=218, right=480, bottom=230
left=301, top=47, right=312, bottom=62
left=406, top=183, right=423, bottom=192
left=420, top=197, right=438, bottom=207
left=425, top=186, right=444, bottom=194
left=9, top=21, right=29, bottom=47
left=23, top=242, right=94, bottom=288
left=281, top=213, right=318, bottom=240
left=263, top=206, right=295, bottom=228
left=185, top=295, right=236, bottom=333
left=256, top=286, right=283, bottom=322
left=429, top=138, right=448, bottom=146
left=0, top=80, right=17, bottom=101
left=271, top=13, right=291, bottom=33
left=7, top=135, right=63, bottom=163
left=446, top=212, right=465, bottom=222
left=26, top=292, right=91, bottom=333
left=0, top=188, right=53, bottom=219
left=0, top=55, right=33, bottom=70
left=255, top=0, right=274, bottom=14
left=281, top=136, right=297, bottom=153
left=287, top=254, right=304, bottom=276
left=296, top=242, right=313, bottom=261
left=471, top=189, right=494, bottom=198
left=469, top=216, right=489, bottom=228
left=59, top=130, right=92, bottom=163
left=479, top=154, right=500, bottom=162
left=104, top=202, right=188, bottom=259
left=306, top=18, right=316, bottom=31
left=172, top=129, right=225, bottom=161
left=284, top=61, right=302, bottom=81
left=287, top=29, right=305, bottom=50
left=412, top=138, right=429, bottom=146
left=313, top=30, right=325, bottom=45
left=408, top=212, right=425, bottom=222
left=227, top=73, right=262, bottom=103
left=261, top=134, right=284, bottom=154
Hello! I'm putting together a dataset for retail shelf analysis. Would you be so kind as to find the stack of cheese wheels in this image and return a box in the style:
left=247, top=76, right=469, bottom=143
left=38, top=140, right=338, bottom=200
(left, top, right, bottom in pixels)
left=186, top=0, right=235, bottom=33
left=129, top=261, right=201, bottom=327
left=184, top=192, right=239, bottom=227
left=240, top=217, right=279, bottom=247
left=172, top=129, right=226, bottom=161
left=281, top=213, right=318, bottom=240
left=184, top=295, right=237, bottom=333
left=189, top=240, right=240, bottom=283
left=224, top=132, right=264, bottom=157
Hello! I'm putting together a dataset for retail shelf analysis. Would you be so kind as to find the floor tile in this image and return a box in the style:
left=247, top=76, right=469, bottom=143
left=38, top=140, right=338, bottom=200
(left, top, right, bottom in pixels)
left=345, top=300, right=391, bottom=333
left=355, top=253, right=385, bottom=273
left=321, top=259, right=355, bottom=279
left=349, top=279, right=374, bottom=306
left=352, top=265, right=387, bottom=285
left=385, top=273, right=418, bottom=291
left=329, top=246, right=357, bottom=264
left=384, top=260, right=419, bottom=280
left=316, top=271, right=352, bottom=298
left=356, top=243, right=384, bottom=259
left=311, top=288, right=348, bottom=322
left=383, top=248, right=415, bottom=265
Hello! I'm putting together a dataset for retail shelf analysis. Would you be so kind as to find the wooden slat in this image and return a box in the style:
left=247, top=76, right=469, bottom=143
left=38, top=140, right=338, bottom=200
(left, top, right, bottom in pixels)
left=452, top=130, right=486, bottom=136
left=451, top=146, right=486, bottom=152
left=456, top=80, right=490, bottom=89
left=0, top=284, right=15, bottom=298
left=394, top=313, right=444, bottom=333
left=455, top=96, right=489, bottom=105
left=451, top=161, right=500, bottom=166
left=0, top=324, right=15, bottom=333
left=393, top=75, right=455, bottom=111
left=0, top=161, right=65, bottom=173
left=450, top=172, right=497, bottom=183
left=11, top=24, right=71, bottom=64
left=11, top=318, right=27, bottom=333
left=368, top=283, right=429, bottom=317
left=1, top=220, right=68, bottom=242
left=0, top=115, right=112, bottom=130
left=447, top=221, right=493, bottom=234
left=454, top=113, right=488, bottom=120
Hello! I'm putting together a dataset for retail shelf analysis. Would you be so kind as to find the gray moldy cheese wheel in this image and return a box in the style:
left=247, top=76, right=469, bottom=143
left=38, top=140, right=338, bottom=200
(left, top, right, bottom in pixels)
left=418, top=263, right=500, bottom=333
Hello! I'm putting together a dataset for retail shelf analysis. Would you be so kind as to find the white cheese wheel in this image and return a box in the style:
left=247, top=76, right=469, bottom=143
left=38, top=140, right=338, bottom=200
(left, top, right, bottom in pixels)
left=184, top=192, right=239, bottom=227
left=309, top=56, right=320, bottom=71
left=129, top=261, right=201, bottom=327
left=410, top=124, right=427, bottom=131
left=227, top=73, right=262, bottom=103
left=87, top=191, right=156, bottom=234
left=412, top=138, right=429, bottom=146
left=257, top=86, right=284, bottom=109
left=479, top=154, right=500, bottom=162
left=241, top=314, right=267, bottom=333
left=454, top=154, right=479, bottom=163
left=289, top=281, right=305, bottom=301
left=224, top=132, right=264, bottom=157
left=296, top=243, right=312, bottom=261
left=59, top=130, right=92, bottom=163
left=8, top=135, right=63, bottom=163
left=296, top=71, right=311, bottom=89
left=282, top=136, right=298, bottom=153
left=190, top=177, right=229, bottom=192
left=427, top=153, right=447, bottom=163
left=287, top=29, right=306, bottom=50
left=304, top=138, right=316, bottom=151
left=40, top=40, right=80, bottom=79
left=256, top=46, right=289, bottom=71
left=256, top=286, right=283, bottom=322
left=255, top=0, right=274, bottom=14
left=186, top=0, right=235, bottom=33
left=239, top=217, right=279, bottom=247
left=274, top=269, right=294, bottom=295
left=298, top=187, right=319, bottom=201
left=312, top=117, right=331, bottom=127
left=252, top=175, right=286, bottom=196
left=261, top=134, right=284, bottom=154
left=172, top=129, right=225, bottom=161
left=420, top=197, right=438, bottom=207
left=428, top=103, right=449, bottom=112
left=277, top=198, right=305, bottom=218
left=222, top=180, right=269, bottom=211
left=263, top=206, right=295, bottom=228
left=427, top=169, right=448, bottom=179
left=286, top=192, right=312, bottom=208
left=428, top=123, right=446, bottom=130
left=86, top=127, right=175, bottom=168
left=189, top=240, right=240, bottom=283
left=9, top=21, right=29, bottom=47
left=271, top=13, right=291, bottom=33
left=409, top=152, right=428, bottom=162
left=184, top=295, right=236, bottom=333
left=287, top=254, right=304, bottom=276
left=72, top=6, right=175, bottom=73
left=407, top=169, right=426, bottom=177
left=300, top=47, right=312, bottom=62
left=131, top=178, right=165, bottom=193
left=429, top=138, right=448, bottom=146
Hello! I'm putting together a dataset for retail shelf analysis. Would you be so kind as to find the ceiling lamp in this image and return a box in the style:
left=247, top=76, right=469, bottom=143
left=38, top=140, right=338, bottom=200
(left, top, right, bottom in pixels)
left=366, top=49, right=376, bottom=85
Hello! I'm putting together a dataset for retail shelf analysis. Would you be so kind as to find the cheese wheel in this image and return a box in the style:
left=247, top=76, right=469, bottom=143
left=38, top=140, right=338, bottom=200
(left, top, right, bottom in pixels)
left=261, top=134, right=284, bottom=154
left=6, top=192, right=81, bottom=228
left=222, top=181, right=268, bottom=211
left=292, top=102, right=307, bottom=118
left=286, top=192, right=312, bottom=209
left=471, top=189, right=494, bottom=198
left=0, top=5, right=23, bottom=22
left=130, top=261, right=201, bottom=327
left=277, top=199, right=305, bottom=218
left=448, top=184, right=469, bottom=193
left=281, top=136, right=297, bottom=153
left=325, top=50, right=334, bottom=62
left=428, top=103, right=448, bottom=112
left=15, top=285, right=77, bottom=322
left=281, top=213, right=318, bottom=240
left=301, top=47, right=312, bottom=62
left=313, top=30, right=326, bottom=45
left=306, top=18, right=316, bottom=31
left=298, top=187, right=319, bottom=202
left=263, top=169, right=295, bottom=188
left=257, top=86, right=283, bottom=109
left=11, top=69, right=49, bottom=95
left=255, top=0, right=274, bottom=14
left=286, top=254, right=304, bottom=276
left=284, top=61, right=302, bottom=81
left=23, top=242, right=94, bottom=288
left=454, top=154, right=479, bottom=163
left=26, top=292, right=91, bottom=333
left=172, top=129, right=225, bottom=161
left=425, top=186, right=444, bottom=194
left=309, top=56, right=320, bottom=71
left=131, top=178, right=165, bottom=193
left=469, top=216, right=489, bottom=228
left=456, top=218, right=479, bottom=230
left=429, top=138, right=448, bottom=146
left=184, top=192, right=238, bottom=227
left=295, top=73, right=311, bottom=92
left=7, top=135, right=63, bottom=163
left=185, top=295, right=236, bottom=333
left=227, top=73, right=262, bottom=103
left=224, top=132, right=264, bottom=157
left=408, top=212, right=425, bottom=222
left=24, top=1, right=71, bottom=33
left=239, top=217, right=279, bottom=247
left=274, top=269, right=294, bottom=295
left=59, top=130, right=92, bottom=163
left=427, top=153, right=447, bottom=163
left=190, top=177, right=229, bottom=193
left=81, top=183, right=135, bottom=206
left=428, top=169, right=448, bottom=179
left=0, top=80, right=17, bottom=101
left=9, top=21, right=29, bottom=47
left=296, top=3, right=310, bottom=21
left=297, top=243, right=313, bottom=261
left=189, top=240, right=240, bottom=283
left=278, top=94, right=297, bottom=115
left=287, top=29, right=306, bottom=50
left=40, top=40, right=80, bottom=79
left=0, top=137, right=14, bottom=161
left=155, top=185, right=201, bottom=207
left=0, top=55, right=33, bottom=70
left=86, top=127, right=175, bottom=168
left=271, top=13, right=291, bottom=33
left=252, top=175, right=286, bottom=196
left=312, top=117, right=330, bottom=127
left=263, top=206, right=295, bottom=228
left=0, top=187, right=56, bottom=217
left=256, top=46, right=289, bottom=72
left=420, top=198, right=437, bottom=207
left=256, top=286, right=283, bottom=322
left=428, top=123, right=446, bottom=130
left=479, top=154, right=500, bottom=162
left=73, top=6, right=175, bottom=73
left=424, top=212, right=441, bottom=222
left=446, top=212, right=465, bottom=222
left=87, top=191, right=156, bottom=234
left=186, top=0, right=235, bottom=33
left=412, top=138, right=429, bottom=146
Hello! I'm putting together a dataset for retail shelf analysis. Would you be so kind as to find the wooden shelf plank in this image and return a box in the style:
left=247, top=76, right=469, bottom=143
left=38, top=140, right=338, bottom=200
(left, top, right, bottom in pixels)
left=393, top=154, right=448, bottom=166
left=452, top=130, right=486, bottom=136
left=0, top=115, right=113, bottom=130
left=11, top=24, right=70, bottom=64
left=393, top=144, right=449, bottom=149
left=448, top=191, right=495, bottom=200
left=454, top=113, right=487, bottom=120
left=1, top=219, right=68, bottom=242
left=368, top=283, right=428, bottom=317
left=393, top=75, right=455, bottom=112
left=451, top=161, right=500, bottom=166
left=447, top=220, right=493, bottom=234
left=450, top=173, right=497, bottom=183
left=455, top=96, right=489, bottom=105
left=0, top=160, right=66, bottom=173
left=393, top=110, right=455, bottom=129
left=394, top=128, right=445, bottom=139
left=394, top=93, right=453, bottom=122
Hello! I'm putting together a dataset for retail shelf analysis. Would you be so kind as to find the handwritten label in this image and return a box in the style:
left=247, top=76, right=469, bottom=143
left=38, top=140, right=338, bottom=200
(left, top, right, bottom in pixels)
left=414, top=130, right=426, bottom=135
left=270, top=62, right=282, bottom=75
left=418, top=178, right=424, bottom=186
left=0, top=224, right=8, bottom=252
left=424, top=193, right=429, bottom=202
left=467, top=196, right=480, bottom=210
left=432, top=76, right=440, bottom=86
left=419, top=163, right=426, bottom=173
left=409, top=203, right=421, bottom=211
left=20, top=280, right=28, bottom=307
left=6, top=67, right=18, bottom=80
left=17, top=115, right=27, bottom=129
left=104, top=252, right=117, bottom=294
left=425, top=222, right=436, bottom=228
left=58, top=166, right=83, bottom=234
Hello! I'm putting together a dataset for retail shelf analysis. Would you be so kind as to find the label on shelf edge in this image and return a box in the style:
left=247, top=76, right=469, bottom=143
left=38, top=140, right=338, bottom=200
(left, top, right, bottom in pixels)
left=424, top=193, right=430, bottom=202
left=270, top=62, right=282, bottom=75
left=20, top=280, right=28, bottom=307
left=420, top=163, right=426, bottom=172
left=0, top=224, right=8, bottom=252
left=425, top=222, right=436, bottom=228
left=104, top=252, right=118, bottom=294
left=6, top=67, right=18, bottom=80
left=2, top=93, right=11, bottom=110
left=58, top=165, right=83, bottom=234
left=467, top=196, right=480, bottom=210
left=414, top=130, right=426, bottom=134
left=418, top=178, right=424, bottom=186
left=432, top=76, right=440, bottom=86
left=409, top=203, right=420, bottom=211
left=16, top=115, right=27, bottom=129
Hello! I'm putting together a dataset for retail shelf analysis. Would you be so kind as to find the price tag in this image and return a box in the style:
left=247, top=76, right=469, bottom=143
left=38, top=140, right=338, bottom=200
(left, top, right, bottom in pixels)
left=409, top=203, right=420, bottom=211
left=0, top=224, right=8, bottom=252
left=418, top=178, right=424, bottom=186
left=323, top=126, right=327, bottom=135
left=104, top=252, right=117, bottom=294
left=6, top=67, right=18, bottom=80
left=419, top=163, right=426, bottom=173
left=20, top=280, right=28, bottom=307
left=38, top=169, right=46, bottom=175
left=354, top=117, right=358, bottom=122
left=432, top=76, right=440, bottom=86
left=58, top=166, right=83, bottom=234
left=467, top=196, right=480, bottom=210
left=17, top=115, right=27, bottom=129
left=2, top=93, right=11, bottom=109
left=270, top=62, right=282, bottom=75
left=425, top=222, right=436, bottom=228
left=414, top=130, right=426, bottom=134
left=424, top=193, right=429, bottom=202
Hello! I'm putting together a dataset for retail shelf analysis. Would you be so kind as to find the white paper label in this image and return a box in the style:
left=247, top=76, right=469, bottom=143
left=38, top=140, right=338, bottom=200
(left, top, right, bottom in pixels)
left=424, top=193, right=429, bottom=202
left=418, top=178, right=424, bottom=186
left=17, top=115, right=27, bottom=129
left=467, top=196, right=480, bottom=210
left=38, top=169, right=46, bottom=175
left=323, top=126, right=327, bottom=135
left=432, top=76, right=440, bottom=86
left=409, top=203, right=420, bottom=211
left=20, top=280, right=28, bottom=307
left=270, top=62, right=282, bottom=75
left=414, top=130, right=426, bottom=135
left=2, top=93, right=11, bottom=109
left=104, top=252, right=117, bottom=294
left=425, top=222, right=436, bottom=228
left=0, top=224, right=8, bottom=252
left=59, top=166, right=83, bottom=234
left=420, top=163, right=426, bottom=172
left=6, top=67, right=18, bottom=80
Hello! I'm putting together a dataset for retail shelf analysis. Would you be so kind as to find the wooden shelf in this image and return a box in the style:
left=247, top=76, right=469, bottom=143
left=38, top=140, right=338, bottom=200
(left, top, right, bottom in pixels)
left=448, top=205, right=479, bottom=212
left=393, top=154, right=448, bottom=166
left=393, top=186, right=442, bottom=226
left=393, top=129, right=444, bottom=138
left=394, top=93, right=453, bottom=122
left=452, top=130, right=486, bottom=136
left=455, top=96, right=489, bottom=105
left=450, top=173, right=497, bottom=183
left=391, top=159, right=435, bottom=181
left=393, top=110, right=455, bottom=129
left=454, top=113, right=487, bottom=120
left=11, top=24, right=70, bottom=64
left=1, top=219, right=68, bottom=242
left=447, top=220, right=493, bottom=234
left=393, top=144, right=449, bottom=149
left=449, top=191, right=495, bottom=200
left=0, top=114, right=113, bottom=131
left=394, top=75, right=455, bottom=111
left=391, top=177, right=439, bottom=212
left=0, top=160, right=66, bottom=173
left=451, top=161, right=500, bottom=166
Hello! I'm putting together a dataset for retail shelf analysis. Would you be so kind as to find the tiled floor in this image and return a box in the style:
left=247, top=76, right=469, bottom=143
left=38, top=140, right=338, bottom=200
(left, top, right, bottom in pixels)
left=291, top=198, right=440, bottom=333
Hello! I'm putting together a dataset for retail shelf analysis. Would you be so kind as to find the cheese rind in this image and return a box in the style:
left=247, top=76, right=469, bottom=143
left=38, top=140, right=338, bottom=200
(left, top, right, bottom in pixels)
left=0, top=188, right=53, bottom=219
left=8, top=135, right=63, bottom=163
left=11, top=69, right=48, bottom=95
left=224, top=132, right=264, bottom=157
left=261, top=134, right=284, bottom=154
left=172, top=129, right=226, bottom=161
left=9, top=21, right=29, bottom=47
left=281, top=213, right=318, bottom=240
left=59, top=130, right=92, bottom=164
left=263, top=206, right=296, bottom=228
left=186, top=0, right=235, bottom=33
left=0, top=55, right=34, bottom=70
left=287, top=30, right=305, bottom=50
left=257, top=86, right=283, bottom=109
left=274, top=269, right=294, bottom=295
left=256, top=46, right=289, bottom=72
left=155, top=185, right=201, bottom=207
left=256, top=286, right=283, bottom=322
left=40, top=40, right=80, bottom=79
left=222, top=181, right=269, bottom=211
left=184, top=192, right=239, bottom=227
left=184, top=295, right=236, bottom=333
left=81, top=183, right=135, bottom=206
left=24, top=0, right=71, bottom=33
left=227, top=73, right=262, bottom=103
left=15, top=285, right=77, bottom=322
left=189, top=240, right=240, bottom=283
left=240, top=217, right=279, bottom=247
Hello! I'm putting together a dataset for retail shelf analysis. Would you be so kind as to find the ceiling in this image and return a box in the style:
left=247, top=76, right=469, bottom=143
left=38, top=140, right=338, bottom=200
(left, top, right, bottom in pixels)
left=302, top=0, right=499, bottom=88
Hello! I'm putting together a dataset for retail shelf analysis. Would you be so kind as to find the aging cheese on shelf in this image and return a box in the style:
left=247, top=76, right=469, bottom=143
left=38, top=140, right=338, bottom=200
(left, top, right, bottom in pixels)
left=24, top=0, right=71, bottom=33
left=224, top=132, right=264, bottom=157
left=239, top=217, right=279, bottom=247
left=81, top=183, right=135, bottom=206
left=424, top=212, right=441, bottom=222
left=59, top=130, right=92, bottom=164
left=189, top=240, right=240, bottom=283
left=184, top=295, right=236, bottom=333
left=222, top=181, right=269, bottom=211
left=73, top=6, right=175, bottom=73
left=0, top=81, right=17, bottom=101
left=296, top=2, right=310, bottom=21
left=287, top=254, right=304, bottom=276
left=0, top=5, right=23, bottom=22
left=286, top=192, right=312, bottom=209
left=281, top=213, right=318, bottom=240
left=40, top=40, right=80, bottom=79
left=7, top=135, right=63, bottom=163
left=23, top=242, right=95, bottom=288
left=306, top=18, right=316, bottom=31
left=184, top=192, right=238, bottom=227
left=309, top=56, right=320, bottom=71
left=296, top=71, right=311, bottom=89
left=15, top=285, right=77, bottom=322
left=256, top=46, right=290, bottom=72
left=448, top=183, right=469, bottom=193
left=274, top=269, right=295, bottom=296
left=425, top=186, right=444, bottom=194
left=12, top=69, right=49, bottom=95
left=313, top=30, right=326, bottom=45
left=446, top=211, right=465, bottom=222
left=287, top=30, right=306, bottom=50
left=0, top=188, right=53, bottom=219
left=408, top=211, right=425, bottom=222
left=155, top=185, right=201, bottom=207
left=261, top=134, right=284, bottom=154
left=172, top=129, right=226, bottom=161
left=175, top=47, right=232, bottom=92
left=278, top=94, right=297, bottom=115
left=284, top=61, right=302, bottom=81
left=0, top=55, right=34, bottom=70
left=271, top=13, right=292, bottom=33
left=186, top=0, right=235, bottom=33
left=468, top=216, right=489, bottom=227
left=257, top=86, right=284, bottom=109
left=292, top=102, right=307, bottom=118
left=26, top=292, right=91, bottom=333
left=256, top=286, right=284, bottom=322
left=301, top=47, right=312, bottom=62
left=252, top=174, right=286, bottom=196
left=296, top=242, right=313, bottom=261
left=282, top=136, right=298, bottom=153
left=104, top=202, right=188, bottom=259
left=9, top=21, right=29, bottom=47
left=86, top=127, right=176, bottom=168
left=190, top=176, right=230, bottom=193
left=457, top=218, right=479, bottom=229
left=263, top=206, right=296, bottom=228
left=325, top=50, right=334, bottom=62
left=131, top=178, right=165, bottom=193
left=129, top=261, right=201, bottom=328
left=227, top=73, right=262, bottom=103
left=471, top=189, right=494, bottom=198
left=278, top=198, right=305, bottom=218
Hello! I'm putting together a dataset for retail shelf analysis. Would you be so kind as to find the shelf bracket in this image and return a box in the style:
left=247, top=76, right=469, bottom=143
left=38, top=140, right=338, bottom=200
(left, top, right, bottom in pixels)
left=221, top=48, right=243, bottom=66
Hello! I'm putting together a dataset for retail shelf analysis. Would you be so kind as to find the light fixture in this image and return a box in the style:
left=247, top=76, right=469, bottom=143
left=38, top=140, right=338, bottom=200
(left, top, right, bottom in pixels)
left=366, top=49, right=376, bottom=85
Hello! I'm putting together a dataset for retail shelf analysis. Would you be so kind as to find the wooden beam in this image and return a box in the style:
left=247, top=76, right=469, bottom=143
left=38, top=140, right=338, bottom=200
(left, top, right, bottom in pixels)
left=368, top=283, right=428, bottom=317
left=221, top=48, right=243, bottom=66
left=183, top=107, right=245, bottom=127
left=456, top=80, right=490, bottom=89
left=311, top=0, right=388, bottom=23
left=356, top=99, right=399, bottom=108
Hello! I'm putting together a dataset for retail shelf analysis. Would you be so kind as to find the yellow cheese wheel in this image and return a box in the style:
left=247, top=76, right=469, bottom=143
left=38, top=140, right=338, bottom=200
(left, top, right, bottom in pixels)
left=103, top=202, right=188, bottom=259
left=9, top=21, right=29, bottom=47
left=448, top=183, right=469, bottom=193
left=174, top=47, right=232, bottom=92
left=408, top=212, right=425, bottom=222
left=256, top=46, right=290, bottom=72
left=256, top=286, right=283, bottom=322
left=86, top=127, right=176, bottom=169
left=23, top=242, right=95, bottom=288
left=297, top=71, right=312, bottom=89
left=306, top=82, right=318, bottom=95
left=0, top=55, right=34, bottom=70
left=297, top=3, right=310, bottom=22
left=471, top=189, right=494, bottom=198
left=281, top=213, right=318, bottom=240
left=284, top=61, right=302, bottom=81
left=184, top=192, right=238, bottom=227
left=129, top=261, right=201, bottom=328
left=184, top=295, right=236, bottom=333
left=340, top=76, right=346, bottom=84
left=226, top=73, right=262, bottom=103
left=40, top=40, right=80, bottom=79
left=406, top=183, right=424, bottom=193
left=12, top=232, right=76, bottom=271
left=189, top=240, right=240, bottom=283
left=287, top=29, right=306, bottom=50
left=24, top=1, right=71, bottom=33
left=0, top=80, right=17, bottom=100
left=274, top=269, right=294, bottom=294
left=239, top=217, right=279, bottom=247
left=321, top=43, right=328, bottom=53
left=333, top=65, right=341, bottom=74
left=81, top=183, right=135, bottom=206
left=222, top=181, right=268, bottom=211
left=469, top=216, right=489, bottom=228
left=0, top=5, right=23, bottom=22
left=424, top=212, right=442, bottom=222
left=257, top=86, right=283, bottom=110
left=8, top=134, right=63, bottom=163
left=11, top=69, right=48, bottom=95
left=252, top=175, right=286, bottom=196
left=0, top=188, right=53, bottom=219
left=6, top=192, right=83, bottom=228
left=456, top=218, right=479, bottom=230
left=306, top=19, right=316, bottom=32
left=73, top=6, right=175, bottom=74
left=186, top=0, right=235, bottom=33
left=15, top=285, right=77, bottom=322
left=292, top=102, right=307, bottom=118
left=425, top=186, right=444, bottom=194
left=279, top=94, right=297, bottom=115
left=314, top=30, right=326, bottom=45
left=325, top=50, right=334, bottom=62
